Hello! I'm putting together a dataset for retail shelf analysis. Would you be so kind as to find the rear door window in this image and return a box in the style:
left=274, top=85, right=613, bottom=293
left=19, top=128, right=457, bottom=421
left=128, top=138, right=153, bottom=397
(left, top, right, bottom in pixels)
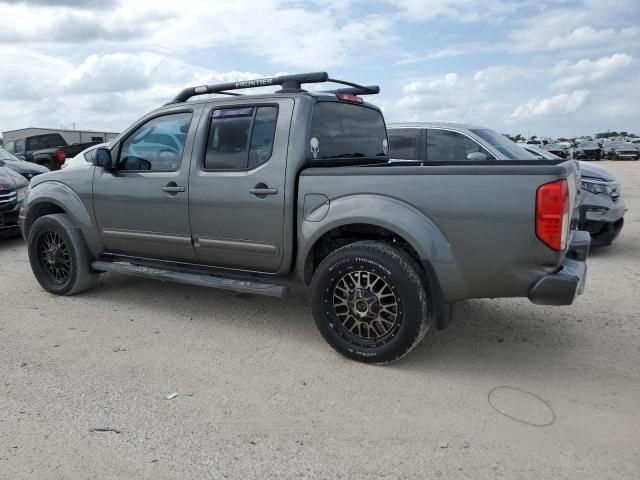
left=426, top=129, right=490, bottom=162
left=4, top=141, right=14, bottom=153
left=309, top=102, right=388, bottom=165
left=204, top=105, right=278, bottom=171
left=388, top=129, right=420, bottom=160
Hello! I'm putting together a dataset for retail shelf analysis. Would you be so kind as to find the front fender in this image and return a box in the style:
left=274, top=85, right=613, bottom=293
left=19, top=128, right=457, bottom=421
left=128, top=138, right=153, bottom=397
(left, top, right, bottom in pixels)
left=20, top=181, right=103, bottom=257
left=296, top=194, right=469, bottom=302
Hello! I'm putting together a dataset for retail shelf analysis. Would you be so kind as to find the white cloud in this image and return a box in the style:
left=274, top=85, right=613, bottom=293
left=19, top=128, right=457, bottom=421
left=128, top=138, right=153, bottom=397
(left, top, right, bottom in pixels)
left=550, top=53, right=634, bottom=89
left=510, top=90, right=590, bottom=119
left=0, top=48, right=268, bottom=131
left=389, top=0, right=525, bottom=23
left=0, top=0, right=393, bottom=69
left=510, top=8, right=640, bottom=54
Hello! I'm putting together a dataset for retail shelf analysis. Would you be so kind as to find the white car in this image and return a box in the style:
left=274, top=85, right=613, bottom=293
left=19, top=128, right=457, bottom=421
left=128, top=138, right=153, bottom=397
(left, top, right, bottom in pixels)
left=61, top=143, right=107, bottom=169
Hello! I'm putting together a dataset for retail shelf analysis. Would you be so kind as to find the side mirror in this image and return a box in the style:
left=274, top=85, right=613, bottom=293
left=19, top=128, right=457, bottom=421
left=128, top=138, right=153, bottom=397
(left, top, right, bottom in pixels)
left=467, top=151, right=488, bottom=161
left=95, top=147, right=113, bottom=170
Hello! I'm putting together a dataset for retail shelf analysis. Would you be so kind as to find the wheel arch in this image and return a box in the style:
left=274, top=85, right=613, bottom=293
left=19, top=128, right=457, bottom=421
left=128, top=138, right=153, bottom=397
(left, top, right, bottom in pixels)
left=297, top=194, right=469, bottom=309
left=22, top=182, right=103, bottom=257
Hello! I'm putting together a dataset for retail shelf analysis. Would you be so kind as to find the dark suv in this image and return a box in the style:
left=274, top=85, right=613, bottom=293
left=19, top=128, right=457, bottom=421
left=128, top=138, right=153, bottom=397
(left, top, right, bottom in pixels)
left=0, top=162, right=29, bottom=238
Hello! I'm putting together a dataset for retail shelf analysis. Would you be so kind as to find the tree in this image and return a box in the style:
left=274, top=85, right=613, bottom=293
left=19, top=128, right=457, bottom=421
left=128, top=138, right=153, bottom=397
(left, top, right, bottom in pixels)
left=503, top=133, right=525, bottom=142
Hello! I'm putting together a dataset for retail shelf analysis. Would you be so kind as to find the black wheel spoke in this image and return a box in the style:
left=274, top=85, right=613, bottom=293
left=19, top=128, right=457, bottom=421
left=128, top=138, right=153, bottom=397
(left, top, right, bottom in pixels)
left=37, top=231, right=71, bottom=285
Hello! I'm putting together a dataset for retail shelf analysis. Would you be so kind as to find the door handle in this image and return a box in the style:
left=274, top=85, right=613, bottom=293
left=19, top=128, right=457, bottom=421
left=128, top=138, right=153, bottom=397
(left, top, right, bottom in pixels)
left=249, top=183, right=278, bottom=197
left=162, top=185, right=185, bottom=193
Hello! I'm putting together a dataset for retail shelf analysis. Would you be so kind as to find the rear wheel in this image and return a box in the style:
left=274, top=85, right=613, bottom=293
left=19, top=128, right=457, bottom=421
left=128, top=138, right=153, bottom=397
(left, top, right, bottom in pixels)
left=28, top=214, right=99, bottom=295
left=311, top=241, right=431, bottom=364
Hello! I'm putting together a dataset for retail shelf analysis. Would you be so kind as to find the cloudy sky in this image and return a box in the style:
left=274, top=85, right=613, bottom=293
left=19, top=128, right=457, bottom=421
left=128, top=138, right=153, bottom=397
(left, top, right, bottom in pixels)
left=0, top=0, right=638, bottom=138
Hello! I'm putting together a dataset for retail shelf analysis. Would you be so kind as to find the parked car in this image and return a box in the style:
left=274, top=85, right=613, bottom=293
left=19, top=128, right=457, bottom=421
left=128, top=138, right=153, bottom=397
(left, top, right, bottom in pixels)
left=574, top=141, right=602, bottom=161
left=0, top=161, right=29, bottom=238
left=543, top=143, right=567, bottom=158
left=20, top=73, right=589, bottom=364
left=61, top=143, right=107, bottom=169
left=0, top=148, right=49, bottom=180
left=3, top=132, right=100, bottom=171
left=606, top=142, right=640, bottom=160
left=521, top=145, right=625, bottom=246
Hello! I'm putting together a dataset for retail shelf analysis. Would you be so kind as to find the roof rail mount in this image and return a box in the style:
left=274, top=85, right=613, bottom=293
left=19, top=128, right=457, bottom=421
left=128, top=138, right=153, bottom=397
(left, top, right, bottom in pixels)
left=169, top=72, right=380, bottom=104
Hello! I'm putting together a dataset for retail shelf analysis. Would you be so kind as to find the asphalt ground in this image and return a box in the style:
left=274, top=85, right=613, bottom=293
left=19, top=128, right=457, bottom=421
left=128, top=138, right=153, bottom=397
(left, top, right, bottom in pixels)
left=1, top=160, right=638, bottom=479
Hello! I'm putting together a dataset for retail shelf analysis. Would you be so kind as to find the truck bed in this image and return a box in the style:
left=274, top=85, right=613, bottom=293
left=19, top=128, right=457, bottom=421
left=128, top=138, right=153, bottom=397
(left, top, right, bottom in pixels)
left=298, top=160, right=581, bottom=303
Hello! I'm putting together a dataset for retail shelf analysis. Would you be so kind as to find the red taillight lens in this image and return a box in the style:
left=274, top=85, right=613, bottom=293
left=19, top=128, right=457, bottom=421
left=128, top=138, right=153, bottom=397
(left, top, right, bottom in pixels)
left=336, top=93, right=363, bottom=104
left=536, top=179, right=569, bottom=251
left=56, top=148, right=66, bottom=164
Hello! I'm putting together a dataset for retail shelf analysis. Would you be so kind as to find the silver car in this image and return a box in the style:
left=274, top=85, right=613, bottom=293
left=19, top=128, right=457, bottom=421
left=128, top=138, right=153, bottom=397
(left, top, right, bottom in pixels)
left=522, top=145, right=626, bottom=246
left=387, top=122, right=625, bottom=246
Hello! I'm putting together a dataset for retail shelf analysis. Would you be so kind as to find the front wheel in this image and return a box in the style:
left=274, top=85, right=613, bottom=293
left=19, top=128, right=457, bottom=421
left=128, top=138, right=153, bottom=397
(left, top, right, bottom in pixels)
left=27, top=214, right=99, bottom=295
left=311, top=241, right=431, bottom=364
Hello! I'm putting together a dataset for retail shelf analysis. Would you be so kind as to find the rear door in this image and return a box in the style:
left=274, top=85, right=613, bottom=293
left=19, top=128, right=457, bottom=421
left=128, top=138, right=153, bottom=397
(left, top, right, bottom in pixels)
left=188, top=98, right=294, bottom=272
left=92, top=106, right=202, bottom=261
left=425, top=128, right=492, bottom=161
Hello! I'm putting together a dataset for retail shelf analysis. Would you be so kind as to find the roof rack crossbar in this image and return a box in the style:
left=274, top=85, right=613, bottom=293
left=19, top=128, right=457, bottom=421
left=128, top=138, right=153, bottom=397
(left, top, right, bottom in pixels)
left=321, top=85, right=380, bottom=96
left=168, top=72, right=381, bottom=104
left=169, top=72, right=330, bottom=104
left=325, top=78, right=380, bottom=95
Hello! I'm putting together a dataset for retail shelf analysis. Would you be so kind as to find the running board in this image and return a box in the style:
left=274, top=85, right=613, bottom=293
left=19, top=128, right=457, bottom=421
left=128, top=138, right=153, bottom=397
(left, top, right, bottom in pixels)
left=91, top=261, right=288, bottom=298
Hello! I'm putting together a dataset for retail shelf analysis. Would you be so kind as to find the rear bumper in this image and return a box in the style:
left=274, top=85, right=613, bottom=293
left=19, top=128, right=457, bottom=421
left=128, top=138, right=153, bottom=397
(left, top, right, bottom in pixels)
left=528, top=231, right=590, bottom=306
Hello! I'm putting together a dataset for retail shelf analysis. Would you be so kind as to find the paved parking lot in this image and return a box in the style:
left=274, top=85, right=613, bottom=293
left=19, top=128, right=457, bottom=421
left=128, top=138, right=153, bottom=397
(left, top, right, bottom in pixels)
left=1, top=161, right=639, bottom=479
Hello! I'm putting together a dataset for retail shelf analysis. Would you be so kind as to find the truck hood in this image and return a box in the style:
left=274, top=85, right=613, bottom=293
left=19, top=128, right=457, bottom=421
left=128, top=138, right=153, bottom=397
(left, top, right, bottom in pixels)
left=579, top=161, right=615, bottom=182
left=0, top=164, right=29, bottom=190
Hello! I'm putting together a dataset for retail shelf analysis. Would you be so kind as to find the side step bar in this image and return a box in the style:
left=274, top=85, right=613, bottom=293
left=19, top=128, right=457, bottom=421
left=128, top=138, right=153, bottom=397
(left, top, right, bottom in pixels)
left=91, top=261, right=288, bottom=298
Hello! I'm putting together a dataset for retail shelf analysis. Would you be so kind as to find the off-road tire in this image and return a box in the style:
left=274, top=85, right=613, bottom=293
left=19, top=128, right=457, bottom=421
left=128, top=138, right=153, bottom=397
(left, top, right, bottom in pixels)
left=28, top=214, right=99, bottom=295
left=311, top=241, right=431, bottom=364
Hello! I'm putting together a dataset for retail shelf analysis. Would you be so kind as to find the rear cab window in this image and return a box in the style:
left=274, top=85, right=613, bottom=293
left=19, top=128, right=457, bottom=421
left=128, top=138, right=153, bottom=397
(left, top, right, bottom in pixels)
left=308, top=101, right=389, bottom=166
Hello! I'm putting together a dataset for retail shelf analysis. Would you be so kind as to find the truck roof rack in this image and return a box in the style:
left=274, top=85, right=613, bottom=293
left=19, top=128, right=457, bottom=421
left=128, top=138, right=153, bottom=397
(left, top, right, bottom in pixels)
left=168, top=72, right=380, bottom=104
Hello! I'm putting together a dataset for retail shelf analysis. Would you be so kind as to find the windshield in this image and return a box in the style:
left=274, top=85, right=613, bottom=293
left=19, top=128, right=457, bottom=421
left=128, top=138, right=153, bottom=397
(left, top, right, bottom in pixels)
left=0, top=148, right=21, bottom=161
left=309, top=101, right=388, bottom=164
left=579, top=142, right=600, bottom=149
left=470, top=129, right=538, bottom=160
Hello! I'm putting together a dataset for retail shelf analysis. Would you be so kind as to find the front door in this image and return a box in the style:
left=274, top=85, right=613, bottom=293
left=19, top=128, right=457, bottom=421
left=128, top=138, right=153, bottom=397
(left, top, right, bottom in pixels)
left=188, top=98, right=293, bottom=272
left=93, top=107, right=202, bottom=261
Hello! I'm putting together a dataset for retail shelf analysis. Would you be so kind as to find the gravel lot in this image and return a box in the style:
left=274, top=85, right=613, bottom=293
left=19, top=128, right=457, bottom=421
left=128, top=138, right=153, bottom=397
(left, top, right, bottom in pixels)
left=1, top=161, right=639, bottom=479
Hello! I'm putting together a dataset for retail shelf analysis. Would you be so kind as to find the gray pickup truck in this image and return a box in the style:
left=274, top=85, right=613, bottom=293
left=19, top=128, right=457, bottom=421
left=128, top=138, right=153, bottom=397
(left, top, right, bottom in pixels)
left=19, top=73, right=589, bottom=364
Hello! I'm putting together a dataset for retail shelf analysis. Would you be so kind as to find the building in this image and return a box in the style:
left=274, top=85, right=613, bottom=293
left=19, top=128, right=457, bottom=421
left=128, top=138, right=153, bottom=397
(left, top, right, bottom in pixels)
left=1, top=127, right=119, bottom=144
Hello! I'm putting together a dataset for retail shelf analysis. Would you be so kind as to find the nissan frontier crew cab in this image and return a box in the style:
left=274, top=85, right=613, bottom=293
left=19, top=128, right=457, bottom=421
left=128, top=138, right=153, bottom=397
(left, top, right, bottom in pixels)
left=20, top=72, right=589, bottom=364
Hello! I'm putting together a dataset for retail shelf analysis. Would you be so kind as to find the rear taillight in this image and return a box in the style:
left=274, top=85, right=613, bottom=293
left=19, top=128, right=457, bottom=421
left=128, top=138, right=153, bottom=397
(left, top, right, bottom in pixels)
left=56, top=148, right=66, bottom=164
left=536, top=179, right=569, bottom=251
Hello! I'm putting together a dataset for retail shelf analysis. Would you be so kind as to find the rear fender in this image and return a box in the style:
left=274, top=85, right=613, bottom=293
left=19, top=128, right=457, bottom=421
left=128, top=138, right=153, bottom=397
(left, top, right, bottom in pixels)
left=297, top=194, right=468, bottom=302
